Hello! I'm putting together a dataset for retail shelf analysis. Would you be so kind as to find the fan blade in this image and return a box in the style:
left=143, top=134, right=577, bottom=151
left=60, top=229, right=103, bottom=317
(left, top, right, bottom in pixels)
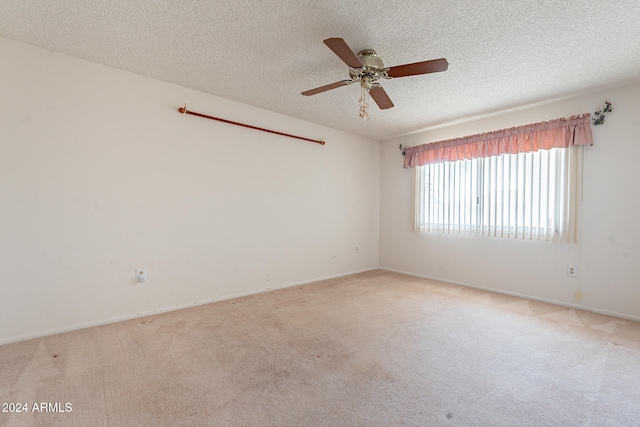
left=369, top=85, right=394, bottom=110
left=301, top=80, right=353, bottom=96
left=386, top=58, right=448, bottom=78
left=323, top=38, right=363, bottom=68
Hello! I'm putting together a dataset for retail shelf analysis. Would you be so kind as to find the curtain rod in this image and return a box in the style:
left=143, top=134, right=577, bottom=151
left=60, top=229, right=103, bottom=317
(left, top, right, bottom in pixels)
left=178, top=105, right=325, bottom=145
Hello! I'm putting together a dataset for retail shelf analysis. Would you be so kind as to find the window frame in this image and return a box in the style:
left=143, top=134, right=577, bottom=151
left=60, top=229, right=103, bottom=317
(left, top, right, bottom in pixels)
left=413, top=146, right=582, bottom=243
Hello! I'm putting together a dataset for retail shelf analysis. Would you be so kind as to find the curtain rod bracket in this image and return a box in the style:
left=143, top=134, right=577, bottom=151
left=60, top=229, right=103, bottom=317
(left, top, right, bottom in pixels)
left=592, top=100, right=612, bottom=125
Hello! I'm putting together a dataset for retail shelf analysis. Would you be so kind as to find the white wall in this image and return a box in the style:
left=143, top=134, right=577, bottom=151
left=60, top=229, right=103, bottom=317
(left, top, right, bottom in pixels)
left=381, top=83, right=640, bottom=320
left=0, top=37, right=380, bottom=344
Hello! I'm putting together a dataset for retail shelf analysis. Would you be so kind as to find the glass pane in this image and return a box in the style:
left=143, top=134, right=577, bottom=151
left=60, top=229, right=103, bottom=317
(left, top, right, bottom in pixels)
left=420, top=147, right=566, bottom=238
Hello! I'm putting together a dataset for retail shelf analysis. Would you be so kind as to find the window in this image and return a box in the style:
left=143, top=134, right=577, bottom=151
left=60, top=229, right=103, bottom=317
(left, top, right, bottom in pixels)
left=404, top=114, right=592, bottom=243
left=413, top=146, right=582, bottom=242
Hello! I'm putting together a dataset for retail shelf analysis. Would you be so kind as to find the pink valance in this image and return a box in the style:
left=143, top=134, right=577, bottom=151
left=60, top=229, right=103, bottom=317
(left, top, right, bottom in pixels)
left=403, top=113, right=592, bottom=168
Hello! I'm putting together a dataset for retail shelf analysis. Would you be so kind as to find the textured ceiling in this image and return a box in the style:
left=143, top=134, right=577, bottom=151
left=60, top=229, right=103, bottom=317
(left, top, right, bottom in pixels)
left=1, top=0, right=640, bottom=140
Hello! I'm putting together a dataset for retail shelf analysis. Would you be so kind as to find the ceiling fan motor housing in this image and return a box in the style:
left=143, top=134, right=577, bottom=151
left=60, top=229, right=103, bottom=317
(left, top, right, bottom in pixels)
left=358, top=50, right=384, bottom=69
left=349, top=50, right=387, bottom=89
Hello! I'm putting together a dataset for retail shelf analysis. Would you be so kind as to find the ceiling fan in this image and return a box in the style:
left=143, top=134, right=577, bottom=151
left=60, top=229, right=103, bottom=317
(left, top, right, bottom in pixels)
left=302, top=38, right=448, bottom=119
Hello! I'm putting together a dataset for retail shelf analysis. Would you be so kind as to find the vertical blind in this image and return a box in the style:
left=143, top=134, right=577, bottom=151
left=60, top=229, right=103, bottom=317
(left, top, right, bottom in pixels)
left=407, top=114, right=591, bottom=243
left=414, top=146, right=582, bottom=242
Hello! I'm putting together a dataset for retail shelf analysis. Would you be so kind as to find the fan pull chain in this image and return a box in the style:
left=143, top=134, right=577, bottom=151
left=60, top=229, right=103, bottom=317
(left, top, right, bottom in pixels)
left=359, top=87, right=370, bottom=120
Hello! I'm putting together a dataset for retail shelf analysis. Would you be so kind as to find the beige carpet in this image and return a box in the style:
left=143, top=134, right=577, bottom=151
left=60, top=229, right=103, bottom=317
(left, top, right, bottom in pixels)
left=1, top=270, right=639, bottom=426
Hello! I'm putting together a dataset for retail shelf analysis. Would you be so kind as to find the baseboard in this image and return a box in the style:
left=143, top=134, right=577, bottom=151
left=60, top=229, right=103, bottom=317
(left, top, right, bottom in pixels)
left=0, top=267, right=378, bottom=346
left=379, top=267, right=640, bottom=323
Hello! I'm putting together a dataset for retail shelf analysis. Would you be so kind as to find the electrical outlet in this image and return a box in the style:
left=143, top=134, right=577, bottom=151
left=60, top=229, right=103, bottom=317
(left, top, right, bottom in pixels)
left=136, top=267, right=147, bottom=283
left=567, top=265, right=577, bottom=277
left=355, top=246, right=359, bottom=253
